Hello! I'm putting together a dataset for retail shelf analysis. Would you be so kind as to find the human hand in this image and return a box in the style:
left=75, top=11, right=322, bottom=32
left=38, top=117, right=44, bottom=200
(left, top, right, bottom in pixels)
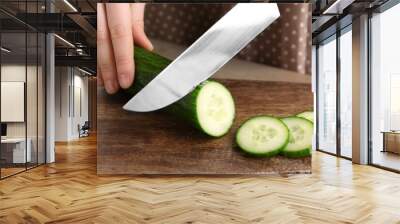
left=97, top=3, right=153, bottom=94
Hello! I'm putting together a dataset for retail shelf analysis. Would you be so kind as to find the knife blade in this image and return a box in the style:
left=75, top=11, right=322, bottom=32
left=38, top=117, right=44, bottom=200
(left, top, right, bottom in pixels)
left=123, top=3, right=280, bottom=112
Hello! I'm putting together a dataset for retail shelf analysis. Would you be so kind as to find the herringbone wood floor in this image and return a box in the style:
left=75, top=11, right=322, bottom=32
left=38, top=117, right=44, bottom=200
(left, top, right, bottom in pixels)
left=1, top=135, right=400, bottom=224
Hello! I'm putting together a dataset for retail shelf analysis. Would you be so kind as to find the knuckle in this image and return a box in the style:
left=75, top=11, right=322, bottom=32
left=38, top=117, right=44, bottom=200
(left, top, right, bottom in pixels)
left=132, top=20, right=144, bottom=27
left=108, top=23, right=129, bottom=40
left=99, top=62, right=114, bottom=74
left=97, top=29, right=109, bottom=42
left=101, top=72, right=114, bottom=82
left=115, top=55, right=132, bottom=67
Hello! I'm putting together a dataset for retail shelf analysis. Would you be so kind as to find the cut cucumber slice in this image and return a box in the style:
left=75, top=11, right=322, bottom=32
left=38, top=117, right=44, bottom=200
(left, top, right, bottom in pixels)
left=296, top=111, right=314, bottom=123
left=236, top=116, right=289, bottom=157
left=281, top=117, right=313, bottom=158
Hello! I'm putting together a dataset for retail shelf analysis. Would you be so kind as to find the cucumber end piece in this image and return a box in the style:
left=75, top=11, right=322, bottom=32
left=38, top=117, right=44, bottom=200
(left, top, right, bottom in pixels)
left=196, top=81, right=235, bottom=137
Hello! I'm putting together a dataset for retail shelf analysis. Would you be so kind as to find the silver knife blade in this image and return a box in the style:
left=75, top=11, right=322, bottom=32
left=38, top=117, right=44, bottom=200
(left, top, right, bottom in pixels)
left=123, top=3, right=280, bottom=112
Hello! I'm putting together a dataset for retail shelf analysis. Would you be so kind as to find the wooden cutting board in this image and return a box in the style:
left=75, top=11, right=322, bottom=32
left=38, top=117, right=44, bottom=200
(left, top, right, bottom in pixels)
left=97, top=79, right=313, bottom=175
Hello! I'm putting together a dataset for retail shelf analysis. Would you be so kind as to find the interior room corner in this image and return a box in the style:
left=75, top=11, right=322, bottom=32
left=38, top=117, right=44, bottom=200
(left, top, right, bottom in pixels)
left=1, top=0, right=400, bottom=223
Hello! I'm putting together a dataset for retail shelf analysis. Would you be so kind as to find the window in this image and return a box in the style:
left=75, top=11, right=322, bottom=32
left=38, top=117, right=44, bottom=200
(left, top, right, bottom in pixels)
left=390, top=74, right=400, bottom=130
left=316, top=25, right=353, bottom=159
left=339, top=27, right=352, bottom=158
left=0, top=1, right=47, bottom=179
left=370, top=2, right=400, bottom=171
left=317, top=35, right=337, bottom=154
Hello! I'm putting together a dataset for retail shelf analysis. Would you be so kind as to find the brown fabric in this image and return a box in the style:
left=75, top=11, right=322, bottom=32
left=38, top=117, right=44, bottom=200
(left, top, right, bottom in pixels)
left=144, top=3, right=311, bottom=75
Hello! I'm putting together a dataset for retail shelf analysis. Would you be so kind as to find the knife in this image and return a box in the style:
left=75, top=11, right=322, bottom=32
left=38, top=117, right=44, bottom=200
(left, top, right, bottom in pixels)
left=123, top=3, right=280, bottom=112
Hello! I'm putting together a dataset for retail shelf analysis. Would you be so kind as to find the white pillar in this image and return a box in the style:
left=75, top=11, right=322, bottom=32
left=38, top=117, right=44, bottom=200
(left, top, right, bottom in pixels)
left=352, top=14, right=369, bottom=164
left=46, top=32, right=55, bottom=163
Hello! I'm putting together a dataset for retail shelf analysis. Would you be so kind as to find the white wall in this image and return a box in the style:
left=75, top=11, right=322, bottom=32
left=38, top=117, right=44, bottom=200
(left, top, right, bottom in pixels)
left=72, top=74, right=89, bottom=138
left=1, top=82, right=25, bottom=122
left=1, top=65, right=37, bottom=138
left=55, top=66, right=70, bottom=141
left=1, top=63, right=46, bottom=164
left=1, top=66, right=26, bottom=128
left=1, top=65, right=26, bottom=140
left=54, top=67, right=89, bottom=141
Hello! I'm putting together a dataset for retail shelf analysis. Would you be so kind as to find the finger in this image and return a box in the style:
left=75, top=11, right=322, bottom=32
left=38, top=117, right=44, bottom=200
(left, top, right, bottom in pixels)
left=97, top=3, right=119, bottom=94
left=97, top=66, right=103, bottom=86
left=131, top=3, right=153, bottom=51
left=106, top=3, right=134, bottom=89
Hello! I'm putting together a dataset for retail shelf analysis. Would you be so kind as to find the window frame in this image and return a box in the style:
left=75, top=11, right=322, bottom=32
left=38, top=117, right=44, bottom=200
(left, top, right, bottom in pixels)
left=315, top=22, right=353, bottom=161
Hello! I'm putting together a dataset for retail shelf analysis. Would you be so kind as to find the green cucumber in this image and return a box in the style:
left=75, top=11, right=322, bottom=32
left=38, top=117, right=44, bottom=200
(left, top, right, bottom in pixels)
left=280, top=117, right=313, bottom=158
left=126, top=47, right=235, bottom=137
left=236, top=116, right=289, bottom=157
left=296, top=111, right=314, bottom=123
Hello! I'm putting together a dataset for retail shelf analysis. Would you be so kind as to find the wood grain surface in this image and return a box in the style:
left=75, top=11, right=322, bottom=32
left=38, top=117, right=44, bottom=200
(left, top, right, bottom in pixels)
left=97, top=80, right=313, bottom=175
left=2, top=136, right=400, bottom=223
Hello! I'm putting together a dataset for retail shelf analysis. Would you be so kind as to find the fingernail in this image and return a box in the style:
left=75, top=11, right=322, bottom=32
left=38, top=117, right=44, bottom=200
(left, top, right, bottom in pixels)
left=119, top=73, right=132, bottom=89
left=148, top=42, right=154, bottom=51
left=105, top=80, right=117, bottom=94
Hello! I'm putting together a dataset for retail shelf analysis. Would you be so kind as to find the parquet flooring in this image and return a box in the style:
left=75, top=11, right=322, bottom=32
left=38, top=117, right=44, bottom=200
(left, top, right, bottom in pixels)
left=1, top=135, right=400, bottom=224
